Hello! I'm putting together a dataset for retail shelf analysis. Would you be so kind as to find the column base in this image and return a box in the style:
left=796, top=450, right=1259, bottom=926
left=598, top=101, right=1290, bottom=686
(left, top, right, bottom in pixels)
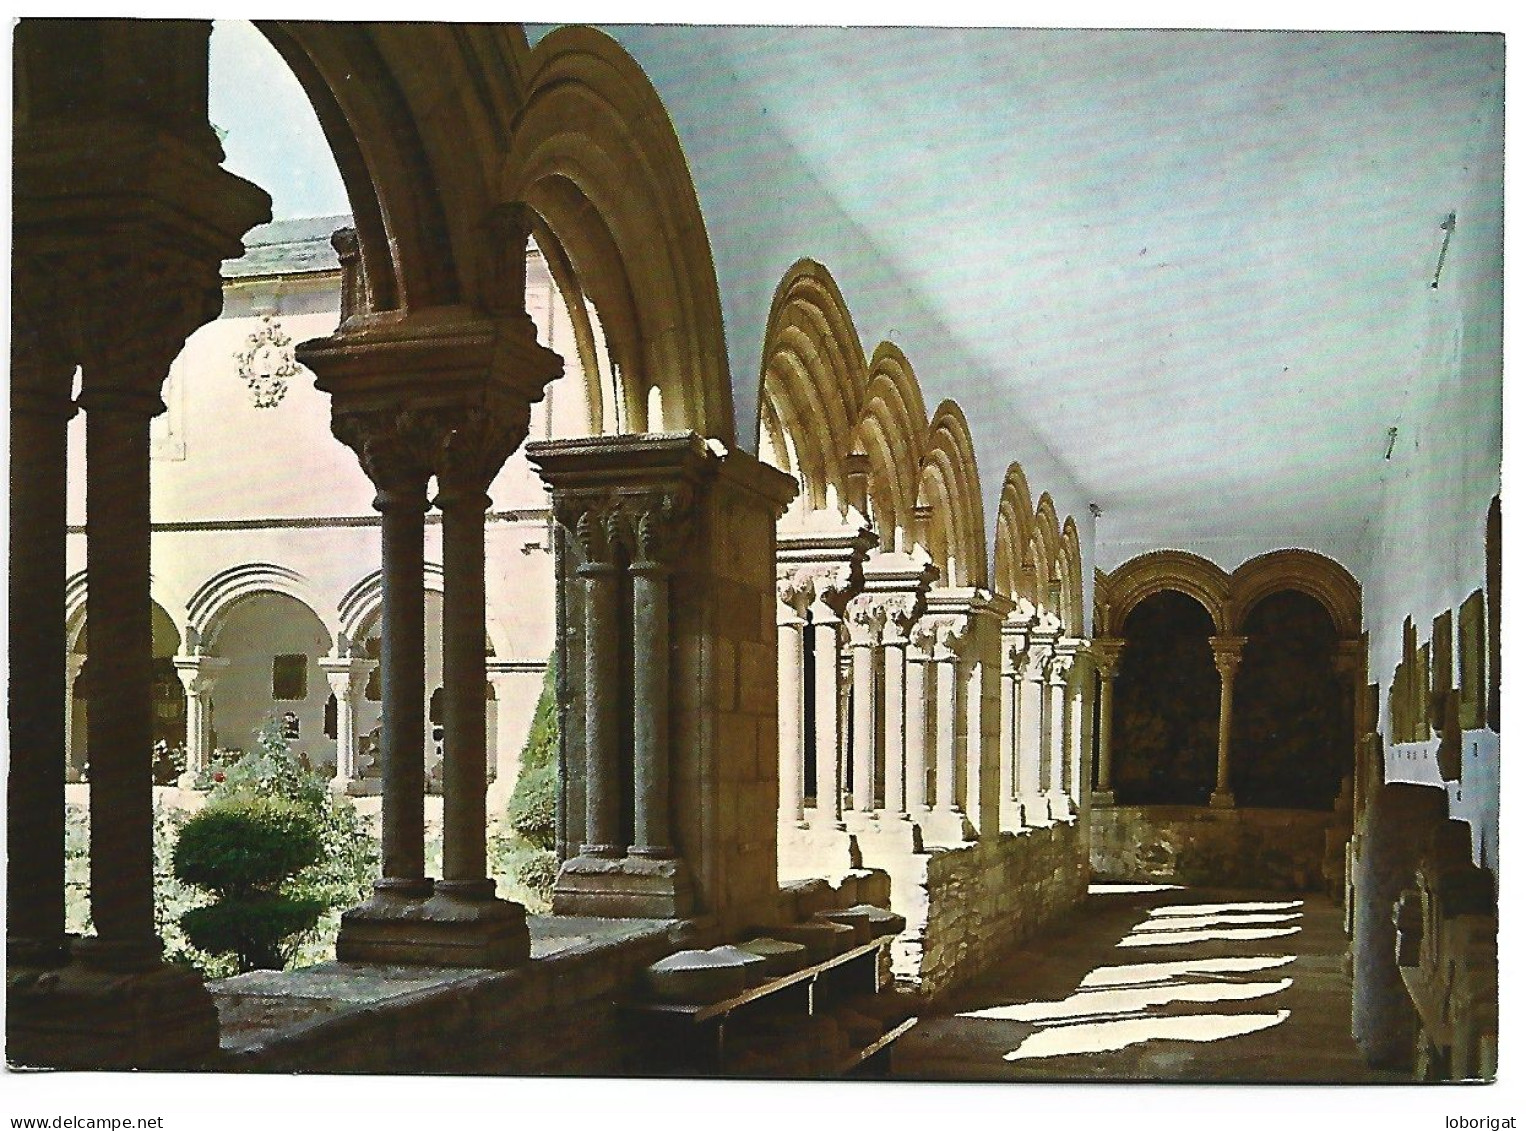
left=1047, top=792, right=1076, bottom=822
left=1090, top=789, right=1116, bottom=807
left=923, top=807, right=976, bottom=846
left=335, top=886, right=530, bottom=968
left=777, top=823, right=862, bottom=884
left=1209, top=790, right=1237, bottom=809
left=551, top=853, right=695, bottom=919
left=1018, top=793, right=1054, bottom=827
left=7, top=957, right=219, bottom=1069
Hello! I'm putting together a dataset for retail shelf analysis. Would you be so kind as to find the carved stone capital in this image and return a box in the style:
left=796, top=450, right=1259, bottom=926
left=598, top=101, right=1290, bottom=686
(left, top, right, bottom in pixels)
left=320, top=656, right=377, bottom=702
left=844, top=593, right=889, bottom=647
left=1093, top=636, right=1127, bottom=680
left=913, top=614, right=970, bottom=661
left=172, top=655, right=229, bottom=700
left=1210, top=634, right=1248, bottom=680
left=626, top=487, right=696, bottom=566
left=332, top=409, right=436, bottom=503
left=1045, top=652, right=1074, bottom=686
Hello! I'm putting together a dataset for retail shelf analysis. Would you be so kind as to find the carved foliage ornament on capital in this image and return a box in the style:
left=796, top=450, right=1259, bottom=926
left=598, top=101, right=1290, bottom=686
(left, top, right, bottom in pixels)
left=559, top=488, right=697, bottom=570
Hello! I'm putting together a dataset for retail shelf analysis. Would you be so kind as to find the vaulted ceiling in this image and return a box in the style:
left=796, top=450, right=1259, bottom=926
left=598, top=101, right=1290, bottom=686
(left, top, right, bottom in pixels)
left=215, top=20, right=1505, bottom=577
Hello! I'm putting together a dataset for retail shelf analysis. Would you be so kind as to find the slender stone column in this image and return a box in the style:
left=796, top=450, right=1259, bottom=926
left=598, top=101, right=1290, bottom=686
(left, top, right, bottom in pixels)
left=436, top=427, right=503, bottom=898
left=845, top=594, right=886, bottom=813
left=321, top=656, right=375, bottom=792
left=1209, top=635, right=1247, bottom=809
left=999, top=654, right=1018, bottom=806
left=1017, top=641, right=1051, bottom=824
left=905, top=632, right=934, bottom=813
left=931, top=620, right=965, bottom=817
left=880, top=602, right=916, bottom=818
left=1092, top=638, right=1124, bottom=805
left=173, top=656, right=229, bottom=787
left=1066, top=654, right=1088, bottom=807
left=576, top=507, right=624, bottom=856
left=75, top=378, right=166, bottom=968
left=629, top=491, right=691, bottom=857
left=810, top=603, right=846, bottom=829
left=64, top=654, right=86, bottom=783
left=7, top=319, right=76, bottom=967
left=1045, top=649, right=1074, bottom=820
left=776, top=578, right=809, bottom=826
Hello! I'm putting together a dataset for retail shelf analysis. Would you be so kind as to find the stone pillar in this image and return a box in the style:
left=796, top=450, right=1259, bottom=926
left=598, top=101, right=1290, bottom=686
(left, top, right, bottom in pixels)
left=998, top=642, right=1020, bottom=827
left=776, top=578, right=809, bottom=827
left=1209, top=635, right=1246, bottom=809
left=1045, top=646, right=1075, bottom=820
left=1091, top=637, right=1125, bottom=806
left=931, top=619, right=964, bottom=820
left=1017, top=637, right=1053, bottom=824
left=1066, top=648, right=1089, bottom=808
left=845, top=594, right=886, bottom=813
left=433, top=404, right=538, bottom=972
left=533, top=434, right=794, bottom=925
left=173, top=655, right=229, bottom=787
left=880, top=611, right=911, bottom=818
left=628, top=493, right=688, bottom=859
left=7, top=17, right=270, bottom=1069
left=320, top=655, right=375, bottom=792
left=305, top=278, right=561, bottom=964
left=905, top=630, right=934, bottom=815
left=7, top=275, right=75, bottom=969
left=810, top=603, right=846, bottom=829
left=64, top=653, right=86, bottom=783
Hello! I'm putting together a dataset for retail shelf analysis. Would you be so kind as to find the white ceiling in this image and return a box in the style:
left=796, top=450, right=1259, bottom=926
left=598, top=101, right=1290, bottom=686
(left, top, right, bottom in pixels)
left=213, top=21, right=1504, bottom=576
left=589, top=26, right=1504, bottom=571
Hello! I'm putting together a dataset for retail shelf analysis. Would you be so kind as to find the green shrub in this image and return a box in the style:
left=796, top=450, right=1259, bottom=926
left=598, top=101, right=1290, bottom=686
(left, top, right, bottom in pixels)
left=180, top=895, right=324, bottom=974
left=173, top=794, right=323, bottom=973
left=512, top=847, right=559, bottom=900
left=507, top=762, right=556, bottom=849
left=505, top=658, right=558, bottom=850
left=173, top=796, right=322, bottom=896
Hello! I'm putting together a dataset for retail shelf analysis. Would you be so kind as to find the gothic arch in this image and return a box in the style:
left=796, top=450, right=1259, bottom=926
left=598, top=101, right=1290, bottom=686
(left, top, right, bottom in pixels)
left=992, top=462, right=1037, bottom=602
left=756, top=259, right=867, bottom=515
left=256, top=22, right=530, bottom=314
left=505, top=25, right=735, bottom=441
left=186, top=563, right=336, bottom=653
left=1229, top=549, right=1362, bottom=639
left=1060, top=515, right=1085, bottom=630
left=1097, top=550, right=1232, bottom=636
left=853, top=343, right=928, bottom=554
left=918, top=400, right=986, bottom=588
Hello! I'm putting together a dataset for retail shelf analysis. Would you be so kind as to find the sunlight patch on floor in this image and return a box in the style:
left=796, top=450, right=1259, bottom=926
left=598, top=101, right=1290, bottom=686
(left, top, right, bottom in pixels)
left=1117, top=926, right=1301, bottom=948
left=962, top=977, right=1293, bottom=1023
left=1131, top=911, right=1303, bottom=932
left=1087, top=883, right=1185, bottom=895
left=1079, top=954, right=1296, bottom=988
left=1003, top=1009, right=1292, bottom=1060
left=1149, top=900, right=1304, bottom=916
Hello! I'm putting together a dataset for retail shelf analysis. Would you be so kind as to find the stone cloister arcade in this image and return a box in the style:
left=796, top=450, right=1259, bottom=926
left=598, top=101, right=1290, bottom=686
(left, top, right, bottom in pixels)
left=8, top=18, right=1500, bottom=1085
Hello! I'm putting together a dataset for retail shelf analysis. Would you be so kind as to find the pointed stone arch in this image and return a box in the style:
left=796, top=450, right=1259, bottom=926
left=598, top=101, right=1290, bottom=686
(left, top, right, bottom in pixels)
left=918, top=400, right=986, bottom=588
left=1060, top=515, right=1085, bottom=630
left=1096, top=550, right=1232, bottom=636
left=852, top=342, right=928, bottom=554
left=1032, top=493, right=1063, bottom=614
left=505, top=25, right=735, bottom=441
left=992, top=461, right=1037, bottom=602
left=1229, top=549, right=1362, bottom=639
left=756, top=259, right=868, bottom=515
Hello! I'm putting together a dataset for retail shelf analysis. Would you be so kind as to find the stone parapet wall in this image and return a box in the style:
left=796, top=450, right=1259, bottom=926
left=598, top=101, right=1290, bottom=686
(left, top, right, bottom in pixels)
left=885, top=822, right=1086, bottom=1001
left=1090, top=804, right=1332, bottom=890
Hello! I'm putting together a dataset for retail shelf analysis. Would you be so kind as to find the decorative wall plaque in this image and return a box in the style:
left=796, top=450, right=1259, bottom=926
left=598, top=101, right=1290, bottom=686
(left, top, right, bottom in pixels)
left=236, top=315, right=299, bottom=408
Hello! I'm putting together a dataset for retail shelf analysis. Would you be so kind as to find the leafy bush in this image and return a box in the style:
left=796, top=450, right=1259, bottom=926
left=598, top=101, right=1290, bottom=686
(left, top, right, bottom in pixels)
left=179, top=895, right=325, bottom=974
left=512, top=846, right=559, bottom=899
left=173, top=794, right=324, bottom=973
left=173, top=796, right=322, bottom=896
left=507, top=762, right=556, bottom=850
left=505, top=658, right=558, bottom=850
